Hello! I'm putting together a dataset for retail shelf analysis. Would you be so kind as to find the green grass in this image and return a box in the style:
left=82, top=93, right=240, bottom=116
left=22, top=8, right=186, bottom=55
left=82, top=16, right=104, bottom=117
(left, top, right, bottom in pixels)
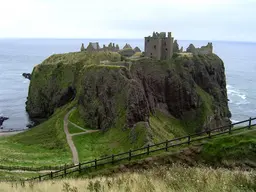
left=0, top=170, right=42, bottom=181
left=73, top=110, right=190, bottom=162
left=149, top=110, right=187, bottom=143
left=68, top=122, right=85, bottom=134
left=1, top=164, right=255, bottom=192
left=201, top=129, right=256, bottom=164
left=73, top=126, right=147, bottom=162
left=68, top=108, right=89, bottom=129
left=0, top=104, right=73, bottom=168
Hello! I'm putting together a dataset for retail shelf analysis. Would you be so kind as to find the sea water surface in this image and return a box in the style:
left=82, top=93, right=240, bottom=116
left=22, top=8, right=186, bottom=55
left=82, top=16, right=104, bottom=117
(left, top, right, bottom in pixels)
left=0, top=39, right=255, bottom=130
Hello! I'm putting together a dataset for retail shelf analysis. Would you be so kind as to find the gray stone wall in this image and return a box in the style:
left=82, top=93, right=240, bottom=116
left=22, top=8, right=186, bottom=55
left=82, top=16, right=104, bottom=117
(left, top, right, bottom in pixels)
left=186, top=43, right=213, bottom=55
left=144, top=32, right=174, bottom=60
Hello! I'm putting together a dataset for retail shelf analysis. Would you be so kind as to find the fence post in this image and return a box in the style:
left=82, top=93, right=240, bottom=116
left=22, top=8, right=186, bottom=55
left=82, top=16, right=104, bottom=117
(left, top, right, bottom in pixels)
left=112, top=154, right=114, bottom=164
left=64, top=164, right=67, bottom=176
left=249, top=117, right=252, bottom=129
left=129, top=150, right=132, bottom=161
left=165, top=140, right=168, bottom=151
left=50, top=171, right=53, bottom=179
left=188, top=136, right=191, bottom=145
left=147, top=144, right=150, bottom=155
left=79, top=163, right=81, bottom=173
left=95, top=159, right=97, bottom=169
left=229, top=124, right=232, bottom=134
left=208, top=130, right=211, bottom=138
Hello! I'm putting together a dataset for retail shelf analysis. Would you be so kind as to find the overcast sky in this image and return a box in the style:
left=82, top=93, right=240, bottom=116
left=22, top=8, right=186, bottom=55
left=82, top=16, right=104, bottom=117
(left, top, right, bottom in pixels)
left=0, top=0, right=255, bottom=41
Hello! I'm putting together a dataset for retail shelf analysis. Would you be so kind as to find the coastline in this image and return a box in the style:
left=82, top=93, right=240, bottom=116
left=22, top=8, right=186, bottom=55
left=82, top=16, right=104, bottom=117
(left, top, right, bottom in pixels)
left=0, top=130, right=25, bottom=137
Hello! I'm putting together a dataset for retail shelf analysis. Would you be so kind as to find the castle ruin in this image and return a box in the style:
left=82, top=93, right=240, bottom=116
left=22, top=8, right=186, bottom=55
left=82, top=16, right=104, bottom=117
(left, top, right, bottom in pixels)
left=144, top=32, right=174, bottom=60
left=81, top=32, right=213, bottom=60
left=186, top=43, right=213, bottom=55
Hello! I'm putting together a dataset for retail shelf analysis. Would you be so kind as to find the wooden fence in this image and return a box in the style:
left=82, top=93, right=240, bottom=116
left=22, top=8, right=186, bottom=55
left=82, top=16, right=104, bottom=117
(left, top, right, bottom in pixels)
left=0, top=164, right=74, bottom=172
left=2, top=117, right=256, bottom=182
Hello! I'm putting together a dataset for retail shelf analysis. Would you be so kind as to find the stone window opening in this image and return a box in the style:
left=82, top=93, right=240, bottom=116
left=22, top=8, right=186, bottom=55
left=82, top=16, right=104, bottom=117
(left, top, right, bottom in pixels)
left=154, top=45, right=156, bottom=49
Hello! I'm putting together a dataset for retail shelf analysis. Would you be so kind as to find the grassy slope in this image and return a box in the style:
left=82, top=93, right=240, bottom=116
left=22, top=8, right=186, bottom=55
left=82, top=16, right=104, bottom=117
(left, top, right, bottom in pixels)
left=68, top=108, right=92, bottom=130
left=68, top=122, right=85, bottom=134
left=0, top=171, right=41, bottom=181
left=73, top=124, right=148, bottom=161
left=0, top=105, right=73, bottom=168
left=0, top=164, right=255, bottom=192
left=149, top=110, right=187, bottom=143
left=201, top=129, right=256, bottom=164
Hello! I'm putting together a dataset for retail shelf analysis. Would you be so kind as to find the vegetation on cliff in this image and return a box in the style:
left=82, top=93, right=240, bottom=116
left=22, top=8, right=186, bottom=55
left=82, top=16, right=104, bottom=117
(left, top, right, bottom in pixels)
left=0, top=50, right=232, bottom=169
left=25, top=51, right=230, bottom=153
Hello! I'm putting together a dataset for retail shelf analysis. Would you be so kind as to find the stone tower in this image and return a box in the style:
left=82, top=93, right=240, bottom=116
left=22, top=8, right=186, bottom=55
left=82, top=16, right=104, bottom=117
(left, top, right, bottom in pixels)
left=144, top=32, right=174, bottom=60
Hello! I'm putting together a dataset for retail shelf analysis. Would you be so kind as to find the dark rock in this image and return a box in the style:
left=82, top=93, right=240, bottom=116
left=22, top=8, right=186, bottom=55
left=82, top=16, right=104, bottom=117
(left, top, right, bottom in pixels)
left=22, top=73, right=31, bottom=80
left=0, top=116, right=9, bottom=127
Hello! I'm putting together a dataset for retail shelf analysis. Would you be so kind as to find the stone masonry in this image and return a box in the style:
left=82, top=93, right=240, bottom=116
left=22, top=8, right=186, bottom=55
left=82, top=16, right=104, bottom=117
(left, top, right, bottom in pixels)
left=144, top=32, right=174, bottom=60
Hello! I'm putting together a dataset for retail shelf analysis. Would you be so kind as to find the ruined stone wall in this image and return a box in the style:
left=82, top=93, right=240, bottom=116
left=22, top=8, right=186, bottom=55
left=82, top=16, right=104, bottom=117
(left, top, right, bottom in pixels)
left=161, top=37, right=173, bottom=59
left=144, top=37, right=162, bottom=60
left=186, top=43, right=213, bottom=55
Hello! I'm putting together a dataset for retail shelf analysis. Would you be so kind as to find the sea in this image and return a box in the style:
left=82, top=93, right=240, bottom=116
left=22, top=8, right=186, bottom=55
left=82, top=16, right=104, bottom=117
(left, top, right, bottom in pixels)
left=0, top=39, right=255, bottom=131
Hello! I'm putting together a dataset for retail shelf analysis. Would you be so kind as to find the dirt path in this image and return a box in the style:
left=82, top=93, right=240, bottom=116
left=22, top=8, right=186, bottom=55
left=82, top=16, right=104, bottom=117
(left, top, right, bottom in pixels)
left=64, top=108, right=100, bottom=165
left=64, top=109, right=80, bottom=165
left=71, top=130, right=99, bottom=137
left=68, top=120, right=87, bottom=131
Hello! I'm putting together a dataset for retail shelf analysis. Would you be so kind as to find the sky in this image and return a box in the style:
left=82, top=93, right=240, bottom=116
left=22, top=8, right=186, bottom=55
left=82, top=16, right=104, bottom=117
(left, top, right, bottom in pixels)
left=0, top=0, right=255, bottom=41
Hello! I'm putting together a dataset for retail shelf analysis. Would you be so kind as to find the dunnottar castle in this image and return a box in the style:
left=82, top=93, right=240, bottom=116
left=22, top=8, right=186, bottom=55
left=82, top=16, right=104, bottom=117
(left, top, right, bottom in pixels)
left=80, top=32, right=213, bottom=60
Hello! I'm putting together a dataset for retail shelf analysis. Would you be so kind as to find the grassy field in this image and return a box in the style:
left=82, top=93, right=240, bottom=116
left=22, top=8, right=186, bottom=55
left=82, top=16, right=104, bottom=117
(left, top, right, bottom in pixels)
left=0, top=164, right=255, bottom=192
left=0, top=105, right=73, bottom=168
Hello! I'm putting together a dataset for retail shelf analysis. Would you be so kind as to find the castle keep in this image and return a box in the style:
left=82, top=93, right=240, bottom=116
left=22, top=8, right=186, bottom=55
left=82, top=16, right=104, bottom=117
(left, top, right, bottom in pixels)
left=144, top=32, right=174, bottom=60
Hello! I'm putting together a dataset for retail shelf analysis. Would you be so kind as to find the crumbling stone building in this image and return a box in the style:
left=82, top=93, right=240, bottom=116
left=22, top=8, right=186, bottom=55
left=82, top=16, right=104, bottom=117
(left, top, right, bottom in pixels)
left=144, top=32, right=174, bottom=60
left=186, top=43, right=213, bottom=55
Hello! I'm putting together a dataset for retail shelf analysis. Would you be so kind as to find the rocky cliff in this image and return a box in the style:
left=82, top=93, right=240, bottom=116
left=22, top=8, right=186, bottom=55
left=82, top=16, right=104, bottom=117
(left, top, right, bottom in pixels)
left=26, top=51, right=231, bottom=141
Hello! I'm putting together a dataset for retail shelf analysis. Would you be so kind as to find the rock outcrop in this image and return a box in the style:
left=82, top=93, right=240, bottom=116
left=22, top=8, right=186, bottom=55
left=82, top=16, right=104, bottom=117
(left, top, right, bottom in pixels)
left=22, top=73, right=31, bottom=80
left=0, top=116, right=9, bottom=128
left=26, top=51, right=231, bottom=140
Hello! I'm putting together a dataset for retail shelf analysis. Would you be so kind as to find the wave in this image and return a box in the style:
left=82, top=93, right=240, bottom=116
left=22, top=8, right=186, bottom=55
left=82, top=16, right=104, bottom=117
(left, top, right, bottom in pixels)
left=231, top=119, right=239, bottom=123
left=23, top=79, right=29, bottom=84
left=227, top=85, right=247, bottom=100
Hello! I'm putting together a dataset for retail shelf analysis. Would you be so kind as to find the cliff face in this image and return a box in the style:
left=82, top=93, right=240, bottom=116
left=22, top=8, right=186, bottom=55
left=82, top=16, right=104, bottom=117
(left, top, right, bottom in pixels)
left=26, top=52, right=231, bottom=137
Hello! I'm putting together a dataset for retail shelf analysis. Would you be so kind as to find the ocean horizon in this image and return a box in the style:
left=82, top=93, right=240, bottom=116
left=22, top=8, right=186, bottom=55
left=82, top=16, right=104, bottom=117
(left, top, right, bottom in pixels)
left=0, top=38, right=255, bottom=130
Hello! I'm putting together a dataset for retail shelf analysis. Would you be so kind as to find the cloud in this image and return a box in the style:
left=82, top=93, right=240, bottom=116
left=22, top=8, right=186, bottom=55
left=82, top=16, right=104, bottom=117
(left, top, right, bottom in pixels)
left=0, top=0, right=255, bottom=41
